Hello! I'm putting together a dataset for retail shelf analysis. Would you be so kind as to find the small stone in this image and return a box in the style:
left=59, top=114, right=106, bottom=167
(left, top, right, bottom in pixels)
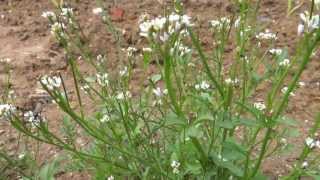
left=110, top=7, right=125, bottom=21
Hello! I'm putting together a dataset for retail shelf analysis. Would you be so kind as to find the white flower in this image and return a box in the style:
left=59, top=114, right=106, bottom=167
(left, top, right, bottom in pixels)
left=297, top=24, right=305, bottom=36
left=169, top=13, right=180, bottom=23
left=50, top=22, right=66, bottom=35
left=256, top=29, right=277, bottom=40
left=0, top=104, right=16, bottom=118
left=269, top=48, right=282, bottom=56
left=41, top=75, right=62, bottom=90
left=96, top=54, right=105, bottom=65
left=61, top=7, right=73, bottom=17
left=80, top=84, right=90, bottom=93
left=280, top=138, right=288, bottom=145
left=225, top=78, right=240, bottom=86
left=234, top=17, right=241, bottom=28
left=279, top=59, right=290, bottom=67
left=153, top=87, right=167, bottom=97
left=139, top=13, right=193, bottom=39
left=254, top=102, right=266, bottom=111
left=298, top=81, right=306, bottom=87
left=171, top=160, right=180, bottom=174
left=171, top=41, right=192, bottom=56
left=24, top=111, right=40, bottom=127
left=96, top=73, right=109, bottom=87
left=116, top=91, right=132, bottom=100
left=281, top=87, right=295, bottom=96
left=159, top=32, right=169, bottom=42
left=218, top=154, right=228, bottom=162
left=181, top=14, right=193, bottom=27
left=41, top=11, right=55, bottom=18
left=100, top=114, right=110, bottom=123
left=18, top=153, right=25, bottom=159
left=195, top=81, right=210, bottom=90
left=0, top=58, right=11, bottom=63
left=107, top=176, right=114, bottom=180
left=299, top=11, right=320, bottom=33
left=127, top=47, right=138, bottom=57
left=305, top=137, right=316, bottom=148
left=302, top=161, right=309, bottom=168
left=315, top=140, right=320, bottom=149
left=153, top=17, right=167, bottom=31
left=139, top=21, right=153, bottom=37
left=209, top=17, right=231, bottom=30
left=92, top=8, right=103, bottom=15
left=142, top=47, right=152, bottom=52
left=119, top=66, right=128, bottom=77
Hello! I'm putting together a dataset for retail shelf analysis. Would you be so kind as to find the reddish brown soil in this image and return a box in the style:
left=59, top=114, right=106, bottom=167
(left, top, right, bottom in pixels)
left=0, top=0, right=320, bottom=179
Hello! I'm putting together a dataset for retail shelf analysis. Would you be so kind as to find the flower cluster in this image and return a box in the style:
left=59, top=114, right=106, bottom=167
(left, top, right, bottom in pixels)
left=40, top=75, right=62, bottom=90
left=24, top=111, right=41, bottom=127
left=139, top=13, right=193, bottom=41
left=171, top=160, right=180, bottom=174
left=0, top=104, right=16, bottom=119
left=119, top=66, right=128, bottom=77
left=152, top=87, right=168, bottom=106
left=100, top=114, right=111, bottom=123
left=170, top=41, right=192, bottom=57
left=281, top=86, right=295, bottom=97
left=41, top=11, right=55, bottom=19
left=0, top=58, right=11, bottom=63
left=195, top=81, right=210, bottom=91
left=42, top=7, right=73, bottom=37
left=92, top=7, right=103, bottom=15
left=107, top=176, right=114, bottom=180
left=298, top=11, right=320, bottom=35
left=256, top=29, right=277, bottom=40
left=305, top=137, right=320, bottom=149
left=96, top=54, right=105, bottom=65
left=209, top=17, right=231, bottom=30
left=269, top=48, right=283, bottom=56
left=279, top=58, right=290, bottom=67
left=96, top=73, right=109, bottom=87
left=116, top=91, right=132, bottom=100
left=126, top=47, right=138, bottom=57
left=253, top=102, right=266, bottom=111
left=153, top=87, right=168, bottom=97
left=225, top=78, right=240, bottom=86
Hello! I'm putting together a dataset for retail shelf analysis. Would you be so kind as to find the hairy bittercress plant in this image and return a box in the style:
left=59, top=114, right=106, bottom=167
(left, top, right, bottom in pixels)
left=1, top=0, right=320, bottom=179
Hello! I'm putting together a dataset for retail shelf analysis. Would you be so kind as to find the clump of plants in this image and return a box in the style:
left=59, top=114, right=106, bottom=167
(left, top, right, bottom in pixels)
left=1, top=0, right=320, bottom=179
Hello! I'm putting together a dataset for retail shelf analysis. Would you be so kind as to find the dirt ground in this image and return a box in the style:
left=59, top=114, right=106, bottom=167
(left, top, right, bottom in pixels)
left=0, top=0, right=320, bottom=179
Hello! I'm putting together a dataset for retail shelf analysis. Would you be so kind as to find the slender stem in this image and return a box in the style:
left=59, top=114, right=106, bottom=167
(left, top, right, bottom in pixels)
left=250, top=127, right=272, bottom=178
left=69, top=58, right=84, bottom=119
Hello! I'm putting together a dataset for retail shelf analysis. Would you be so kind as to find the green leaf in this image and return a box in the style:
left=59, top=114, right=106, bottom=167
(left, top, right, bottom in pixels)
left=285, top=128, right=300, bottom=138
left=38, top=158, right=62, bottom=180
left=150, top=74, right=162, bottom=83
left=275, top=116, right=298, bottom=126
left=185, top=162, right=202, bottom=175
left=216, top=120, right=235, bottom=129
left=164, top=111, right=186, bottom=127
left=211, top=157, right=244, bottom=177
left=196, top=113, right=214, bottom=123
left=234, top=117, right=262, bottom=127
left=190, top=137, right=207, bottom=167
left=252, top=172, right=268, bottom=180
left=222, top=139, right=247, bottom=161
left=186, top=126, right=203, bottom=139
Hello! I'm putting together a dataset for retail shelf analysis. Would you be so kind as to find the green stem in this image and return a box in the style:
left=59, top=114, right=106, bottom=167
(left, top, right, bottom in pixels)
left=250, top=127, right=272, bottom=178
left=69, top=57, right=84, bottom=119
